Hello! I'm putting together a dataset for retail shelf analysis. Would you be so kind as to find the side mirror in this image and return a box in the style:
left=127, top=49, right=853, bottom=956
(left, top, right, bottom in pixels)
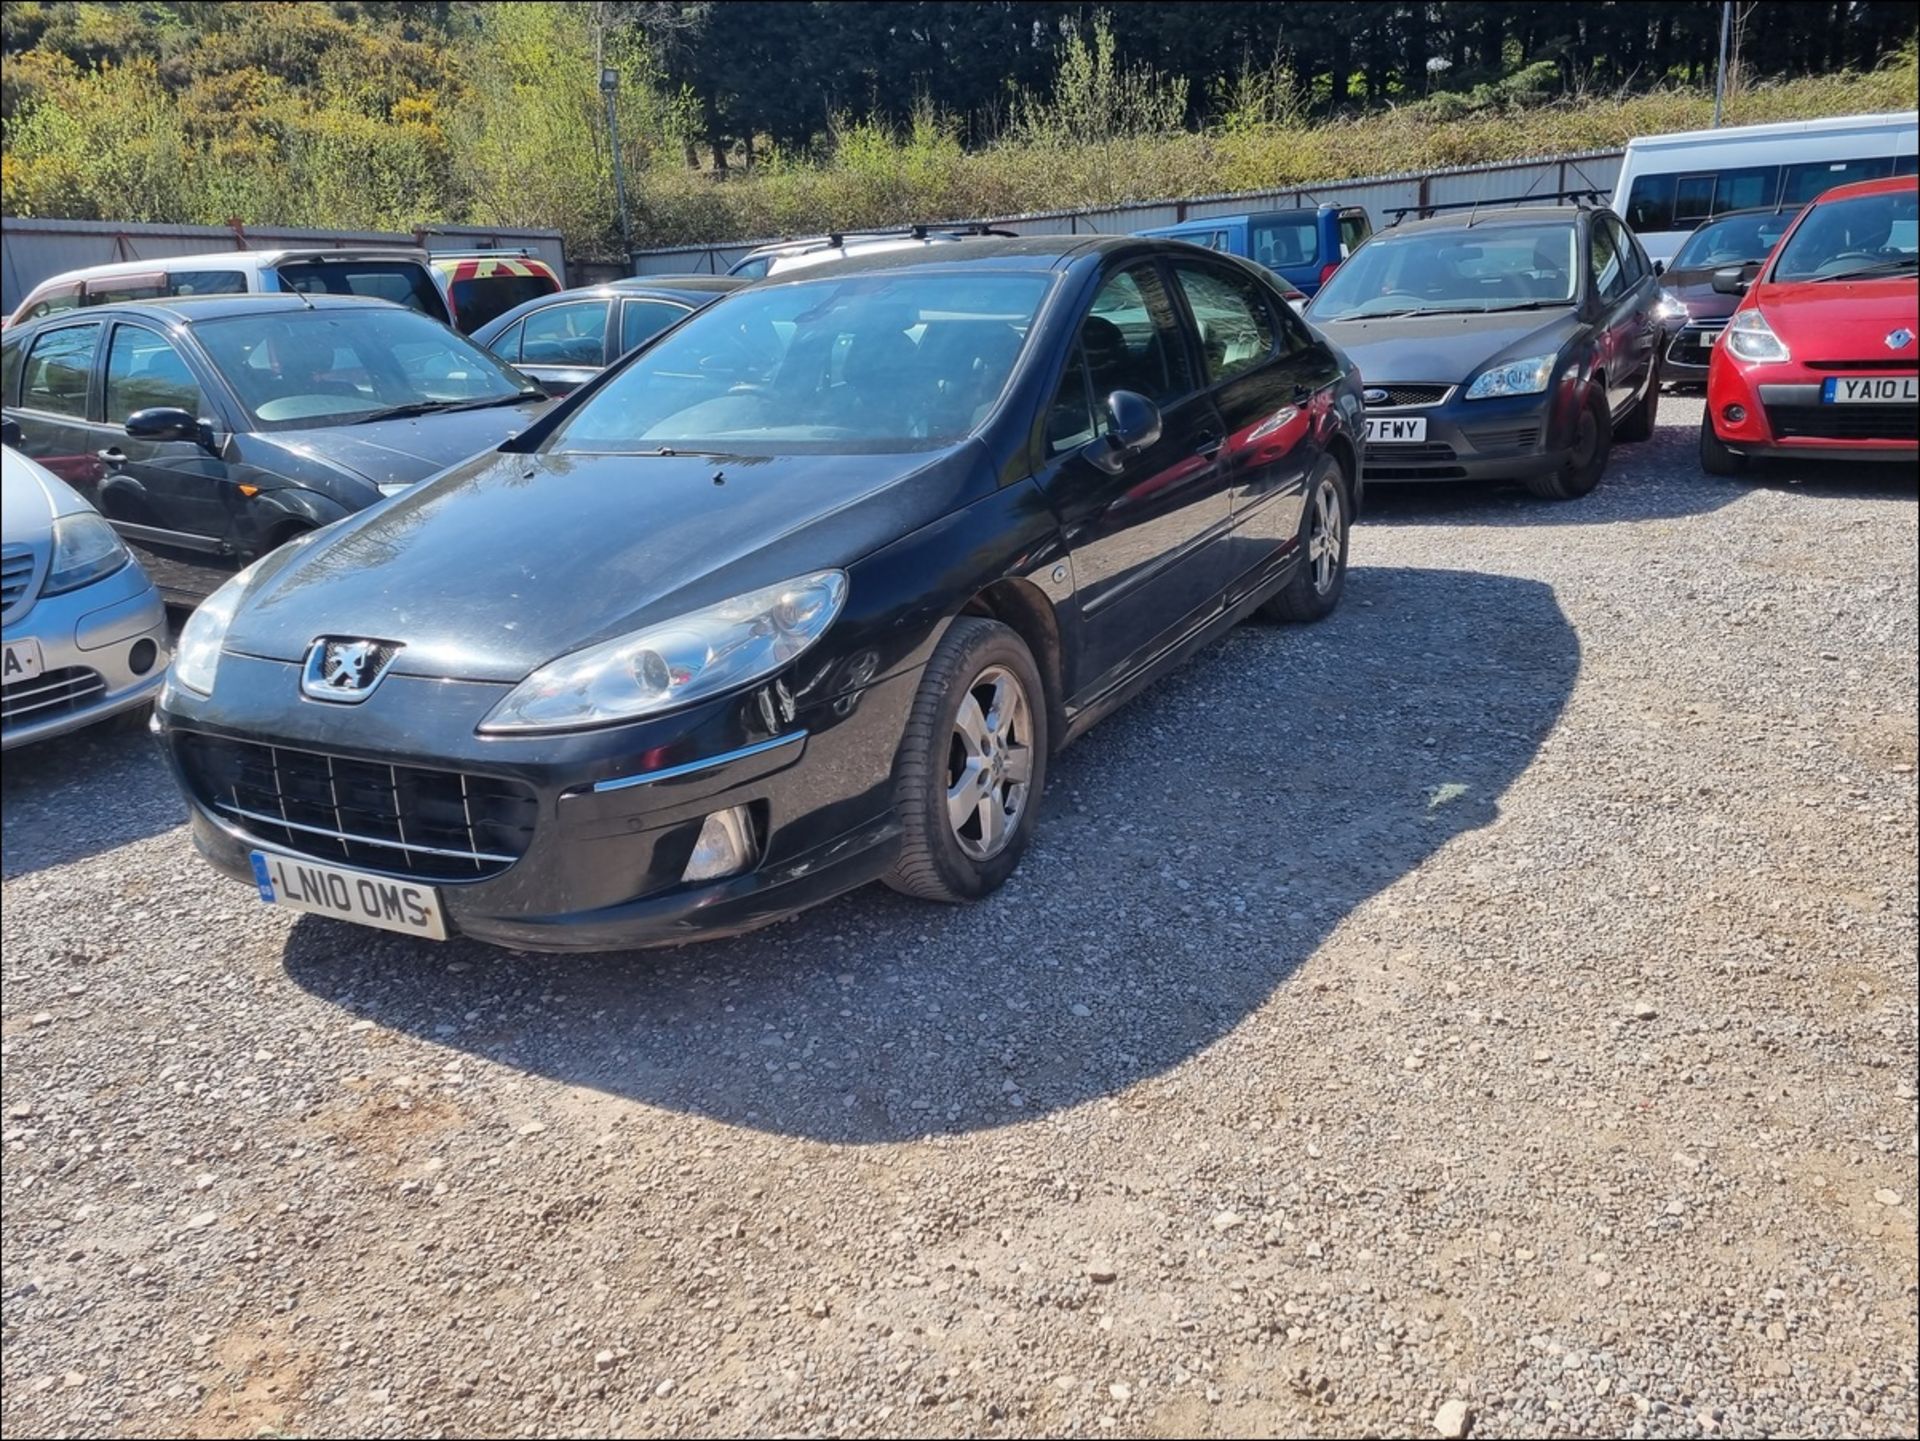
left=1651, top=258, right=1666, bottom=277
left=1080, top=390, right=1163, bottom=474
left=1711, top=266, right=1751, bottom=296
left=0, top=417, right=20, bottom=448
left=125, top=407, right=202, bottom=443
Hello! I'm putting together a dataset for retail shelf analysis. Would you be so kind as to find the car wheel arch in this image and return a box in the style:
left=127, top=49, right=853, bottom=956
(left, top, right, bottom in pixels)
left=957, top=577, right=1068, bottom=753
left=1323, top=431, right=1361, bottom=513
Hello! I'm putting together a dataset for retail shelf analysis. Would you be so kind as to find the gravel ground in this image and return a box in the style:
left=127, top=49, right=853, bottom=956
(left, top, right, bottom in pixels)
left=3, top=396, right=1915, bottom=1440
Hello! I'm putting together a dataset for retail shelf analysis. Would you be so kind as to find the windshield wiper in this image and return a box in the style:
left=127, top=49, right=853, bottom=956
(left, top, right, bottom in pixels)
left=1814, top=257, right=1920, bottom=283
left=1480, top=299, right=1572, bottom=313
left=352, top=393, right=541, bottom=424
left=610, top=446, right=747, bottom=459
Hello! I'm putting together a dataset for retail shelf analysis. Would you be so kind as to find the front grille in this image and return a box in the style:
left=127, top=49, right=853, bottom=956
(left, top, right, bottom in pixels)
left=1363, top=440, right=1465, bottom=479
left=1463, top=426, right=1540, bottom=452
left=1806, top=361, right=1920, bottom=372
left=1365, top=383, right=1452, bottom=408
left=1, top=546, right=36, bottom=621
left=2, top=666, right=107, bottom=731
left=177, top=732, right=538, bottom=881
left=1665, top=321, right=1726, bottom=368
left=1764, top=403, right=1918, bottom=442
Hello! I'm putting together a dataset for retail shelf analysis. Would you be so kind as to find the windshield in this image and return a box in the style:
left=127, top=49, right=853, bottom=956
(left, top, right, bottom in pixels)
left=1310, top=222, right=1579, bottom=320
left=275, top=260, right=450, bottom=322
left=1671, top=211, right=1796, bottom=270
left=552, top=272, right=1052, bottom=455
left=194, top=306, right=539, bottom=431
left=1772, top=189, right=1919, bottom=281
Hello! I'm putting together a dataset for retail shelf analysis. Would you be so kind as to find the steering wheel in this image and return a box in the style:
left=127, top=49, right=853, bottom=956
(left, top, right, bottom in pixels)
left=1815, top=249, right=1884, bottom=274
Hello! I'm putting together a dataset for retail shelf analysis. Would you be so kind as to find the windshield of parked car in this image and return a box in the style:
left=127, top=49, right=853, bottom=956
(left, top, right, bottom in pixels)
left=193, top=306, right=541, bottom=431
left=1772, top=188, right=1919, bottom=281
left=552, top=272, right=1052, bottom=454
left=1671, top=211, right=1796, bottom=270
left=1309, top=222, right=1580, bottom=320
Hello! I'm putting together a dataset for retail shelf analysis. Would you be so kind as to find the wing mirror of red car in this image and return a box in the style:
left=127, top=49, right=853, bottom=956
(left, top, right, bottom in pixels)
left=1711, top=266, right=1752, bottom=296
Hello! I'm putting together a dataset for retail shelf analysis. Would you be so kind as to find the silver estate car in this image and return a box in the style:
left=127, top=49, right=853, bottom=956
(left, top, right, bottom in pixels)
left=2, top=440, right=170, bottom=748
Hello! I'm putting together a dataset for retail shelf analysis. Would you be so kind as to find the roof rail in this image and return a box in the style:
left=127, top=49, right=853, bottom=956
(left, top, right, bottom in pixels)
left=810, top=222, right=1018, bottom=249
left=429, top=246, right=539, bottom=260
left=1385, top=189, right=1607, bottom=226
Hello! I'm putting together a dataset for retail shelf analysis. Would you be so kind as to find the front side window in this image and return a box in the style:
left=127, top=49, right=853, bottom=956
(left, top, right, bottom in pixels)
left=1250, top=213, right=1321, bottom=270
left=1171, top=262, right=1277, bottom=384
left=1310, top=223, right=1579, bottom=319
left=1772, top=188, right=1919, bottom=282
left=555, top=272, right=1052, bottom=454
left=1082, top=265, right=1194, bottom=407
left=518, top=301, right=610, bottom=366
left=192, top=307, right=537, bottom=430
left=105, top=325, right=203, bottom=421
left=21, top=323, right=100, bottom=417
left=620, top=299, right=692, bottom=354
left=275, top=261, right=449, bottom=322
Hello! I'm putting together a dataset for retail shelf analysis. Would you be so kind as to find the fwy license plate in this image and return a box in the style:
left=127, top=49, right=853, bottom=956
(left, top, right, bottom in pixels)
left=1824, top=375, right=1919, bottom=404
left=2, top=637, right=45, bottom=684
left=250, top=850, right=447, bottom=940
left=1364, top=416, right=1428, bottom=444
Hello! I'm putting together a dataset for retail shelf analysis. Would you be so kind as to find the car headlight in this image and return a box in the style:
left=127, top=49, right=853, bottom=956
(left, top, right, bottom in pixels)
left=479, top=569, right=848, bottom=734
left=43, top=513, right=131, bottom=596
left=170, top=559, right=264, bottom=696
left=1654, top=288, right=1689, bottom=324
left=1464, top=352, right=1556, bottom=400
left=1725, top=308, right=1790, bottom=363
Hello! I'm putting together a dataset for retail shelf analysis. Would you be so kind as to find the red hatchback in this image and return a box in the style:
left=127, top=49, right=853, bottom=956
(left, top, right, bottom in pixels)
left=1701, top=174, right=1917, bottom=475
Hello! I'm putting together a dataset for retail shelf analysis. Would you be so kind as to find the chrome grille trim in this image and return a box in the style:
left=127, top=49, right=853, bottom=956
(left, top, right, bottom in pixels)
left=1364, top=383, right=1454, bottom=409
left=1, top=545, right=38, bottom=622
left=2, top=666, right=107, bottom=727
left=212, top=801, right=519, bottom=865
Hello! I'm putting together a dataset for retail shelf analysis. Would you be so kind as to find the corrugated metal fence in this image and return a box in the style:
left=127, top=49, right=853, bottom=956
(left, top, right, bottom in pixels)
left=625, top=148, right=1626, bottom=275
left=0, top=218, right=568, bottom=313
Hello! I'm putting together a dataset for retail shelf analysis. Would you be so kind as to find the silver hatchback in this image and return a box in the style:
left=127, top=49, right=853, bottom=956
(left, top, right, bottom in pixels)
left=2, top=443, right=169, bottom=748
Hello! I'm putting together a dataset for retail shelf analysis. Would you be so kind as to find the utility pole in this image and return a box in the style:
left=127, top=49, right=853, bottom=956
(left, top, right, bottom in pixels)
left=601, top=66, right=634, bottom=273
left=1713, top=1, right=1732, bottom=128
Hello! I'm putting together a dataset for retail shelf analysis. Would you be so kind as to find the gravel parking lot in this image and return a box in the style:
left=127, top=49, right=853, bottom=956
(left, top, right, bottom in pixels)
left=3, top=395, right=1915, bottom=1440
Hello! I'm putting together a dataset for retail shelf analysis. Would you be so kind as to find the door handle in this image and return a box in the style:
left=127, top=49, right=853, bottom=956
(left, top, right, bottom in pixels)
left=1194, top=433, right=1224, bottom=459
left=97, top=448, right=127, bottom=467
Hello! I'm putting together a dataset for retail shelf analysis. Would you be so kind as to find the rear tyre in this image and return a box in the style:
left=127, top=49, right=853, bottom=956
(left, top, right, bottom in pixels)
left=1614, top=360, right=1660, bottom=443
left=882, top=617, right=1049, bottom=904
left=1698, top=411, right=1749, bottom=477
left=1524, top=386, right=1611, bottom=500
left=1259, top=452, right=1351, bottom=624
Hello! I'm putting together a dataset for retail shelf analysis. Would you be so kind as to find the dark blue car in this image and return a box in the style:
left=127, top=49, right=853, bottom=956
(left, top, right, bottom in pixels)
left=1139, top=203, right=1373, bottom=296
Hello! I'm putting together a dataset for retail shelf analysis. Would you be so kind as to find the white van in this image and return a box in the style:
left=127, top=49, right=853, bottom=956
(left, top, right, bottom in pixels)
left=1614, top=110, right=1918, bottom=264
left=3, top=248, right=453, bottom=330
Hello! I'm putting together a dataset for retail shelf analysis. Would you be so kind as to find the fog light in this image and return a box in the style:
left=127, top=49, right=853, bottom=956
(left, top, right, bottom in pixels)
left=1723, top=404, right=1746, bottom=424
left=682, top=805, right=756, bottom=883
left=129, top=638, right=159, bottom=676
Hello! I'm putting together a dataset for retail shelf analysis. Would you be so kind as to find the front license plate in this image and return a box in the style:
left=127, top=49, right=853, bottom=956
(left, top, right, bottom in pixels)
left=249, top=850, right=447, bottom=941
left=2, top=638, right=45, bottom=684
left=1824, top=375, right=1920, bottom=404
left=1364, top=416, right=1429, bottom=444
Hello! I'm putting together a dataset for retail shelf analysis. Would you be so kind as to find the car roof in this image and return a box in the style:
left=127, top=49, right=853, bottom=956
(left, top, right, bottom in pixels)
left=607, top=275, right=749, bottom=296
left=1810, top=173, right=1918, bottom=203
left=11, top=293, right=403, bottom=327
left=26, top=249, right=431, bottom=291
left=749, top=234, right=1185, bottom=282
left=1383, top=205, right=1588, bottom=236
left=469, top=277, right=749, bottom=342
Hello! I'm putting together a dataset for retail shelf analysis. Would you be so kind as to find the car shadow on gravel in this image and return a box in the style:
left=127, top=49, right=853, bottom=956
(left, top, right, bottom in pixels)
left=1, top=722, right=183, bottom=878
left=282, top=564, right=1578, bottom=1143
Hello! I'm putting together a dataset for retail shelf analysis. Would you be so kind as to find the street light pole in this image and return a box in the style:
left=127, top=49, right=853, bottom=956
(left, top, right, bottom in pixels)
left=601, top=66, right=634, bottom=273
left=1713, top=1, right=1732, bottom=128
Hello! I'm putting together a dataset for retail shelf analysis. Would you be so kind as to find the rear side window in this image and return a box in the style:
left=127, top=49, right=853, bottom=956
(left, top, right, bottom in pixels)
left=105, top=325, right=202, bottom=421
left=276, top=261, right=450, bottom=323
left=1338, top=211, right=1371, bottom=258
left=519, top=301, right=609, bottom=366
left=729, top=255, right=774, bottom=279
left=1781, top=157, right=1895, bottom=204
left=1589, top=220, right=1626, bottom=302
left=1083, top=265, right=1194, bottom=406
left=450, top=273, right=560, bottom=333
left=1250, top=213, right=1321, bottom=269
left=84, top=271, right=168, bottom=306
left=20, top=283, right=82, bottom=323
left=22, top=322, right=101, bottom=417
left=1170, top=262, right=1278, bottom=384
left=620, top=299, right=691, bottom=354
left=169, top=270, right=248, bottom=297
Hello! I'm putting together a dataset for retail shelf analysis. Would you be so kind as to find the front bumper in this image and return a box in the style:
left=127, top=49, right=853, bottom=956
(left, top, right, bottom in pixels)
left=1360, top=385, right=1573, bottom=483
left=1707, top=365, right=1920, bottom=463
left=1661, top=319, right=1729, bottom=383
left=2, top=561, right=169, bottom=750
left=156, top=654, right=922, bottom=951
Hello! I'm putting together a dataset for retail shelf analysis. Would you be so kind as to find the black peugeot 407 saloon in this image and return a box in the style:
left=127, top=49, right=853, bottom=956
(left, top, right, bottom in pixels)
left=155, top=238, right=1366, bottom=951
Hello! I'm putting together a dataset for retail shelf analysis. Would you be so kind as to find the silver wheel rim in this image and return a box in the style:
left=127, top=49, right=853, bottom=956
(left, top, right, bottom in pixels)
left=946, top=664, right=1033, bottom=861
left=1309, top=477, right=1343, bottom=595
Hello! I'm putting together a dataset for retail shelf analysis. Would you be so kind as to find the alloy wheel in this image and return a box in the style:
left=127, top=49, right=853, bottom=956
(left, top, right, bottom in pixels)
left=946, top=664, right=1034, bottom=860
left=1309, top=476, right=1344, bottom=595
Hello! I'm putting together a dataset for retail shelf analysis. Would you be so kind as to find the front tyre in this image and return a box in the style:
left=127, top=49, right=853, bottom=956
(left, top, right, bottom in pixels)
left=1698, top=410, right=1749, bottom=477
left=1614, top=359, right=1660, bottom=443
left=883, top=617, right=1049, bottom=903
left=1259, top=452, right=1351, bottom=623
left=1525, top=385, right=1611, bottom=500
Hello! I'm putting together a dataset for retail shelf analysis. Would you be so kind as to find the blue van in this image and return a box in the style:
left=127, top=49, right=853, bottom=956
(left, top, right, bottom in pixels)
left=1138, top=204, right=1373, bottom=296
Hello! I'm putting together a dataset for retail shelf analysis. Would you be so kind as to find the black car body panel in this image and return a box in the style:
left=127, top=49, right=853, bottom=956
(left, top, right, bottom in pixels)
left=1305, top=205, right=1662, bottom=483
left=155, top=236, right=1366, bottom=951
left=470, top=277, right=749, bottom=396
left=1656, top=205, right=1805, bottom=382
left=0, top=295, right=550, bottom=603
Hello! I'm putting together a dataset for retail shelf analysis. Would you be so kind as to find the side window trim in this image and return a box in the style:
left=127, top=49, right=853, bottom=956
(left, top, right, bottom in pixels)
left=104, top=320, right=212, bottom=427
